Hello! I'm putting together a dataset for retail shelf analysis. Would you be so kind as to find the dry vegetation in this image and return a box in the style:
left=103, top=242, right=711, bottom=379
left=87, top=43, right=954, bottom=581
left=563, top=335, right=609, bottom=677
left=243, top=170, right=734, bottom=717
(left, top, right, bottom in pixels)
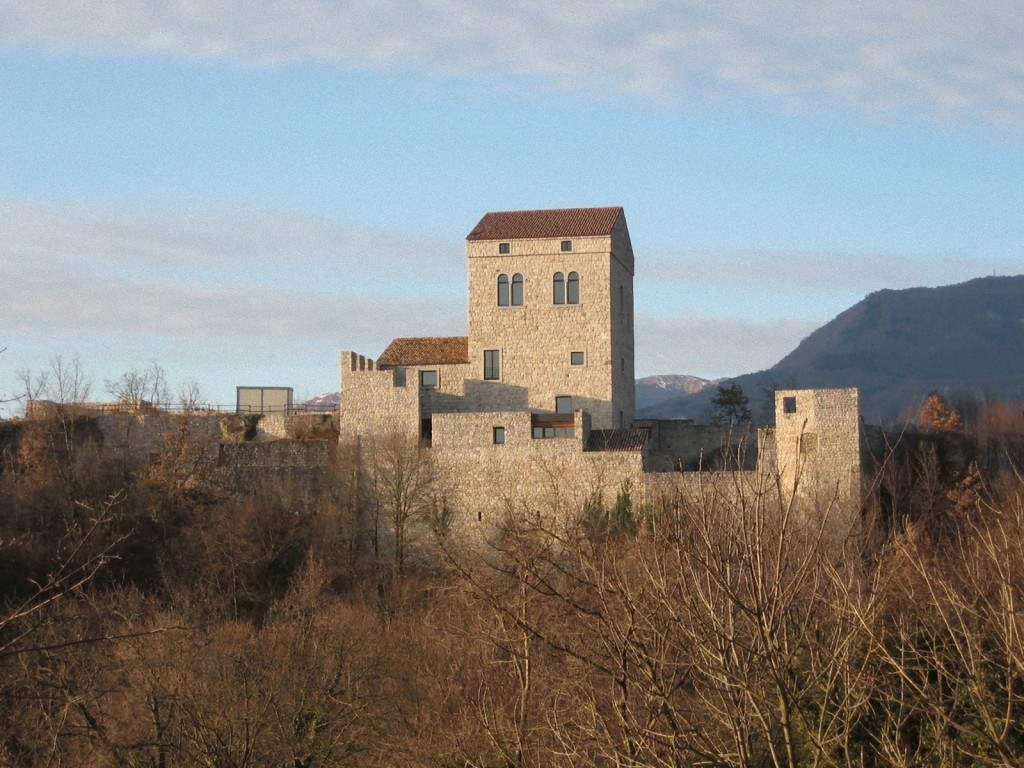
left=3, top=397, right=1024, bottom=766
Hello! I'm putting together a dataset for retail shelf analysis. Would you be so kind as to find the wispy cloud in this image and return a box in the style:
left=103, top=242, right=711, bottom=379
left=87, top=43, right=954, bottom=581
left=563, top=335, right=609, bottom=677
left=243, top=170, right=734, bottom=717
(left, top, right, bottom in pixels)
left=644, top=246, right=1020, bottom=296
left=0, top=199, right=466, bottom=353
left=636, top=313, right=821, bottom=379
left=0, top=197, right=1009, bottom=386
left=2, top=1, right=1022, bottom=127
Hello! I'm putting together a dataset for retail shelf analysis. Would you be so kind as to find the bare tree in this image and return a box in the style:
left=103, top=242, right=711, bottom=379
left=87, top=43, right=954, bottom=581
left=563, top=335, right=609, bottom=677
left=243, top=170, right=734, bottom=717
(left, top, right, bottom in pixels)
left=18, top=353, right=93, bottom=407
left=364, top=432, right=445, bottom=575
left=104, top=361, right=172, bottom=407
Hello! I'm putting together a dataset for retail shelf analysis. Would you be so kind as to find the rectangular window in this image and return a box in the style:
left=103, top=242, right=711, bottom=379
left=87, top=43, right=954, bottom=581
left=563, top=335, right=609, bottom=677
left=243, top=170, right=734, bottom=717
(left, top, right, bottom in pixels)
left=532, top=425, right=574, bottom=439
left=419, top=370, right=438, bottom=388
left=570, top=351, right=585, bottom=366
left=555, top=395, right=572, bottom=414
left=561, top=239, right=572, bottom=252
left=493, top=426, right=505, bottom=444
left=783, top=396, right=797, bottom=414
left=484, top=349, right=501, bottom=380
left=499, top=242, right=510, bottom=254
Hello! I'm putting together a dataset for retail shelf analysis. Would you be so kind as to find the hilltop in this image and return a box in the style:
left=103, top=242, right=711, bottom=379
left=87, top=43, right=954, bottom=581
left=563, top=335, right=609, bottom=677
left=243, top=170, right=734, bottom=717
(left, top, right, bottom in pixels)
left=641, top=275, right=1024, bottom=424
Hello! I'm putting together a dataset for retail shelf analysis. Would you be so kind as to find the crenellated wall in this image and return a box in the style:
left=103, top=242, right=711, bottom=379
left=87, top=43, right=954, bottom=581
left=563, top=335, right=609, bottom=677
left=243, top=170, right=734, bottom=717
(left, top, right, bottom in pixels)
left=340, top=351, right=421, bottom=440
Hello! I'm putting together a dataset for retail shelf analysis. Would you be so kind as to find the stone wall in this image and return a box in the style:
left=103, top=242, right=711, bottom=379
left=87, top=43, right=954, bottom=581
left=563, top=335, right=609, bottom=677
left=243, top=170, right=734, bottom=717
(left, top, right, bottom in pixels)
left=432, top=409, right=644, bottom=542
left=258, top=411, right=339, bottom=440
left=641, top=420, right=759, bottom=472
left=465, top=223, right=634, bottom=429
left=340, top=351, right=421, bottom=440
left=209, top=440, right=336, bottom=504
left=772, top=388, right=862, bottom=519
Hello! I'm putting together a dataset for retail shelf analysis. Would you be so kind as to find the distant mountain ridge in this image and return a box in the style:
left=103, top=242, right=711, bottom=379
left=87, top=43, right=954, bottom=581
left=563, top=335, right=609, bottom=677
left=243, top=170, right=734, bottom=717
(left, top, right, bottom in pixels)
left=641, top=275, right=1024, bottom=424
left=635, top=375, right=715, bottom=412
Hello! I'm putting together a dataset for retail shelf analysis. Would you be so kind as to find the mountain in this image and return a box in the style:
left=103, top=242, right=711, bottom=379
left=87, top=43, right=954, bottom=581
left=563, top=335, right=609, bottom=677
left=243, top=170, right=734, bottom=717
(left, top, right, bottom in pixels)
left=635, top=375, right=715, bottom=412
left=301, top=392, right=341, bottom=409
left=645, top=276, right=1024, bottom=424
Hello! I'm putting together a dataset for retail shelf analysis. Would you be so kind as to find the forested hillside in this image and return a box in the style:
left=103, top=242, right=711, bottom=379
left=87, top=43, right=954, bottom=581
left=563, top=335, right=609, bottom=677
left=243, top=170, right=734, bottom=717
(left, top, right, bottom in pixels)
left=3, top=407, right=1024, bottom=765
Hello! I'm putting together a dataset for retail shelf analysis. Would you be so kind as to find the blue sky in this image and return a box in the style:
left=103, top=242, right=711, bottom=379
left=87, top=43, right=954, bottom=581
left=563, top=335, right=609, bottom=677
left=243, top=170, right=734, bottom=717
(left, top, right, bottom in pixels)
left=2, top=1, right=1023, bottom=413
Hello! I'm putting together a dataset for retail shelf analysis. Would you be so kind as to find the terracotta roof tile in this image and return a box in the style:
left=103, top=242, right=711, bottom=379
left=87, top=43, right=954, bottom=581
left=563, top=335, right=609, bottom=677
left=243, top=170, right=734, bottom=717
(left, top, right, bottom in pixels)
left=467, top=207, right=623, bottom=241
left=377, top=336, right=469, bottom=367
left=585, top=428, right=650, bottom=452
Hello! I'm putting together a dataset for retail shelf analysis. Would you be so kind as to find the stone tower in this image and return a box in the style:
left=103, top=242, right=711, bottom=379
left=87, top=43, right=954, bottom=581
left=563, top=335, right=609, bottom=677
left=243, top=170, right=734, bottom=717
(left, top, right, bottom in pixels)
left=465, top=207, right=635, bottom=429
left=773, top=388, right=862, bottom=520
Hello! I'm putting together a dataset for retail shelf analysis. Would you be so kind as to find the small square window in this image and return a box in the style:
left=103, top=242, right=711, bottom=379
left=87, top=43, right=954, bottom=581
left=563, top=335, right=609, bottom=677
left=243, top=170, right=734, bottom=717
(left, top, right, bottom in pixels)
left=560, top=240, right=572, bottom=252
left=499, top=242, right=510, bottom=254
left=570, top=351, right=585, bottom=366
left=493, top=426, right=505, bottom=444
left=420, top=370, right=438, bottom=388
left=555, top=395, right=572, bottom=414
left=783, top=396, right=797, bottom=414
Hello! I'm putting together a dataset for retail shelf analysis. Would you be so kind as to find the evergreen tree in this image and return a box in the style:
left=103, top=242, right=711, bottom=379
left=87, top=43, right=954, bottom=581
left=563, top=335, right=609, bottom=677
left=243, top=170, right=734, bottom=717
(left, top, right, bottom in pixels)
left=711, top=383, right=752, bottom=425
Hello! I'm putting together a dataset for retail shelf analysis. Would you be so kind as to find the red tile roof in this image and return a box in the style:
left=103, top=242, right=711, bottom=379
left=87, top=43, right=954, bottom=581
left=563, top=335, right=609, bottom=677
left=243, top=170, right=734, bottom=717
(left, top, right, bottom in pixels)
left=467, top=207, right=623, bottom=241
left=377, top=336, right=469, bottom=367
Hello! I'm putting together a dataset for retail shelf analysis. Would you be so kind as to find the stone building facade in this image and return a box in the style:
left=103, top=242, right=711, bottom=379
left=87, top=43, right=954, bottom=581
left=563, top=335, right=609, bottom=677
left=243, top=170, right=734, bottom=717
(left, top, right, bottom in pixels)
left=339, top=207, right=864, bottom=537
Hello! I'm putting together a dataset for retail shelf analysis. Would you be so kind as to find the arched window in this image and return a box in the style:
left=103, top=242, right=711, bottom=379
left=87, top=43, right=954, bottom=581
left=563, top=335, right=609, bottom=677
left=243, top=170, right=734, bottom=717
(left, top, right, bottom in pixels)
left=511, top=273, right=524, bottom=306
left=497, top=274, right=509, bottom=306
left=553, top=272, right=565, bottom=305
left=567, top=271, right=580, bottom=304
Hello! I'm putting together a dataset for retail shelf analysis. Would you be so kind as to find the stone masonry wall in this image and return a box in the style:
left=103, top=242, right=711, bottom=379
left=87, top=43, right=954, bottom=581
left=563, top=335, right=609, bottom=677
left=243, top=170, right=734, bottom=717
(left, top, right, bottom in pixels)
left=773, top=388, right=862, bottom=521
left=432, top=409, right=644, bottom=545
left=259, top=412, right=339, bottom=440
left=641, top=420, right=759, bottom=472
left=340, top=351, right=421, bottom=440
left=466, top=229, right=633, bottom=429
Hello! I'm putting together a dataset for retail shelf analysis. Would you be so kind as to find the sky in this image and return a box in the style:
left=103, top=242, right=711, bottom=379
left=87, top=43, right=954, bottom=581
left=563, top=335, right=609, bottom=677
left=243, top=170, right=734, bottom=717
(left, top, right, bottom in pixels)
left=2, top=1, right=1023, bottom=414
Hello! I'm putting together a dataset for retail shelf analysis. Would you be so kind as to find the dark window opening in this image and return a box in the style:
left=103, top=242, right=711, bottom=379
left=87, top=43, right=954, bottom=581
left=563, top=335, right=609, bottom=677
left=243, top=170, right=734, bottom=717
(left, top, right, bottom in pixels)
left=561, top=240, right=572, bottom=252
left=420, top=370, right=438, bottom=388
left=511, top=273, right=524, bottom=306
left=570, top=351, right=585, bottom=366
left=484, top=349, right=500, bottom=381
left=555, top=395, right=572, bottom=414
left=421, top=418, right=432, bottom=443
left=532, top=413, right=574, bottom=440
left=783, top=396, right=797, bottom=414
left=567, top=271, right=580, bottom=304
left=553, top=272, right=565, bottom=304
left=533, top=425, right=575, bottom=439
left=497, top=273, right=509, bottom=306
left=498, top=242, right=510, bottom=254
left=493, top=426, right=505, bottom=444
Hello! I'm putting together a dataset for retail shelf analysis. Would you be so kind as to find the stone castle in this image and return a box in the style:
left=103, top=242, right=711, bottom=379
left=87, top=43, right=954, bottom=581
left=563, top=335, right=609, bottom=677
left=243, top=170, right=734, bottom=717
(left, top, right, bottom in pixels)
left=13, top=207, right=864, bottom=537
left=340, top=207, right=864, bottom=535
